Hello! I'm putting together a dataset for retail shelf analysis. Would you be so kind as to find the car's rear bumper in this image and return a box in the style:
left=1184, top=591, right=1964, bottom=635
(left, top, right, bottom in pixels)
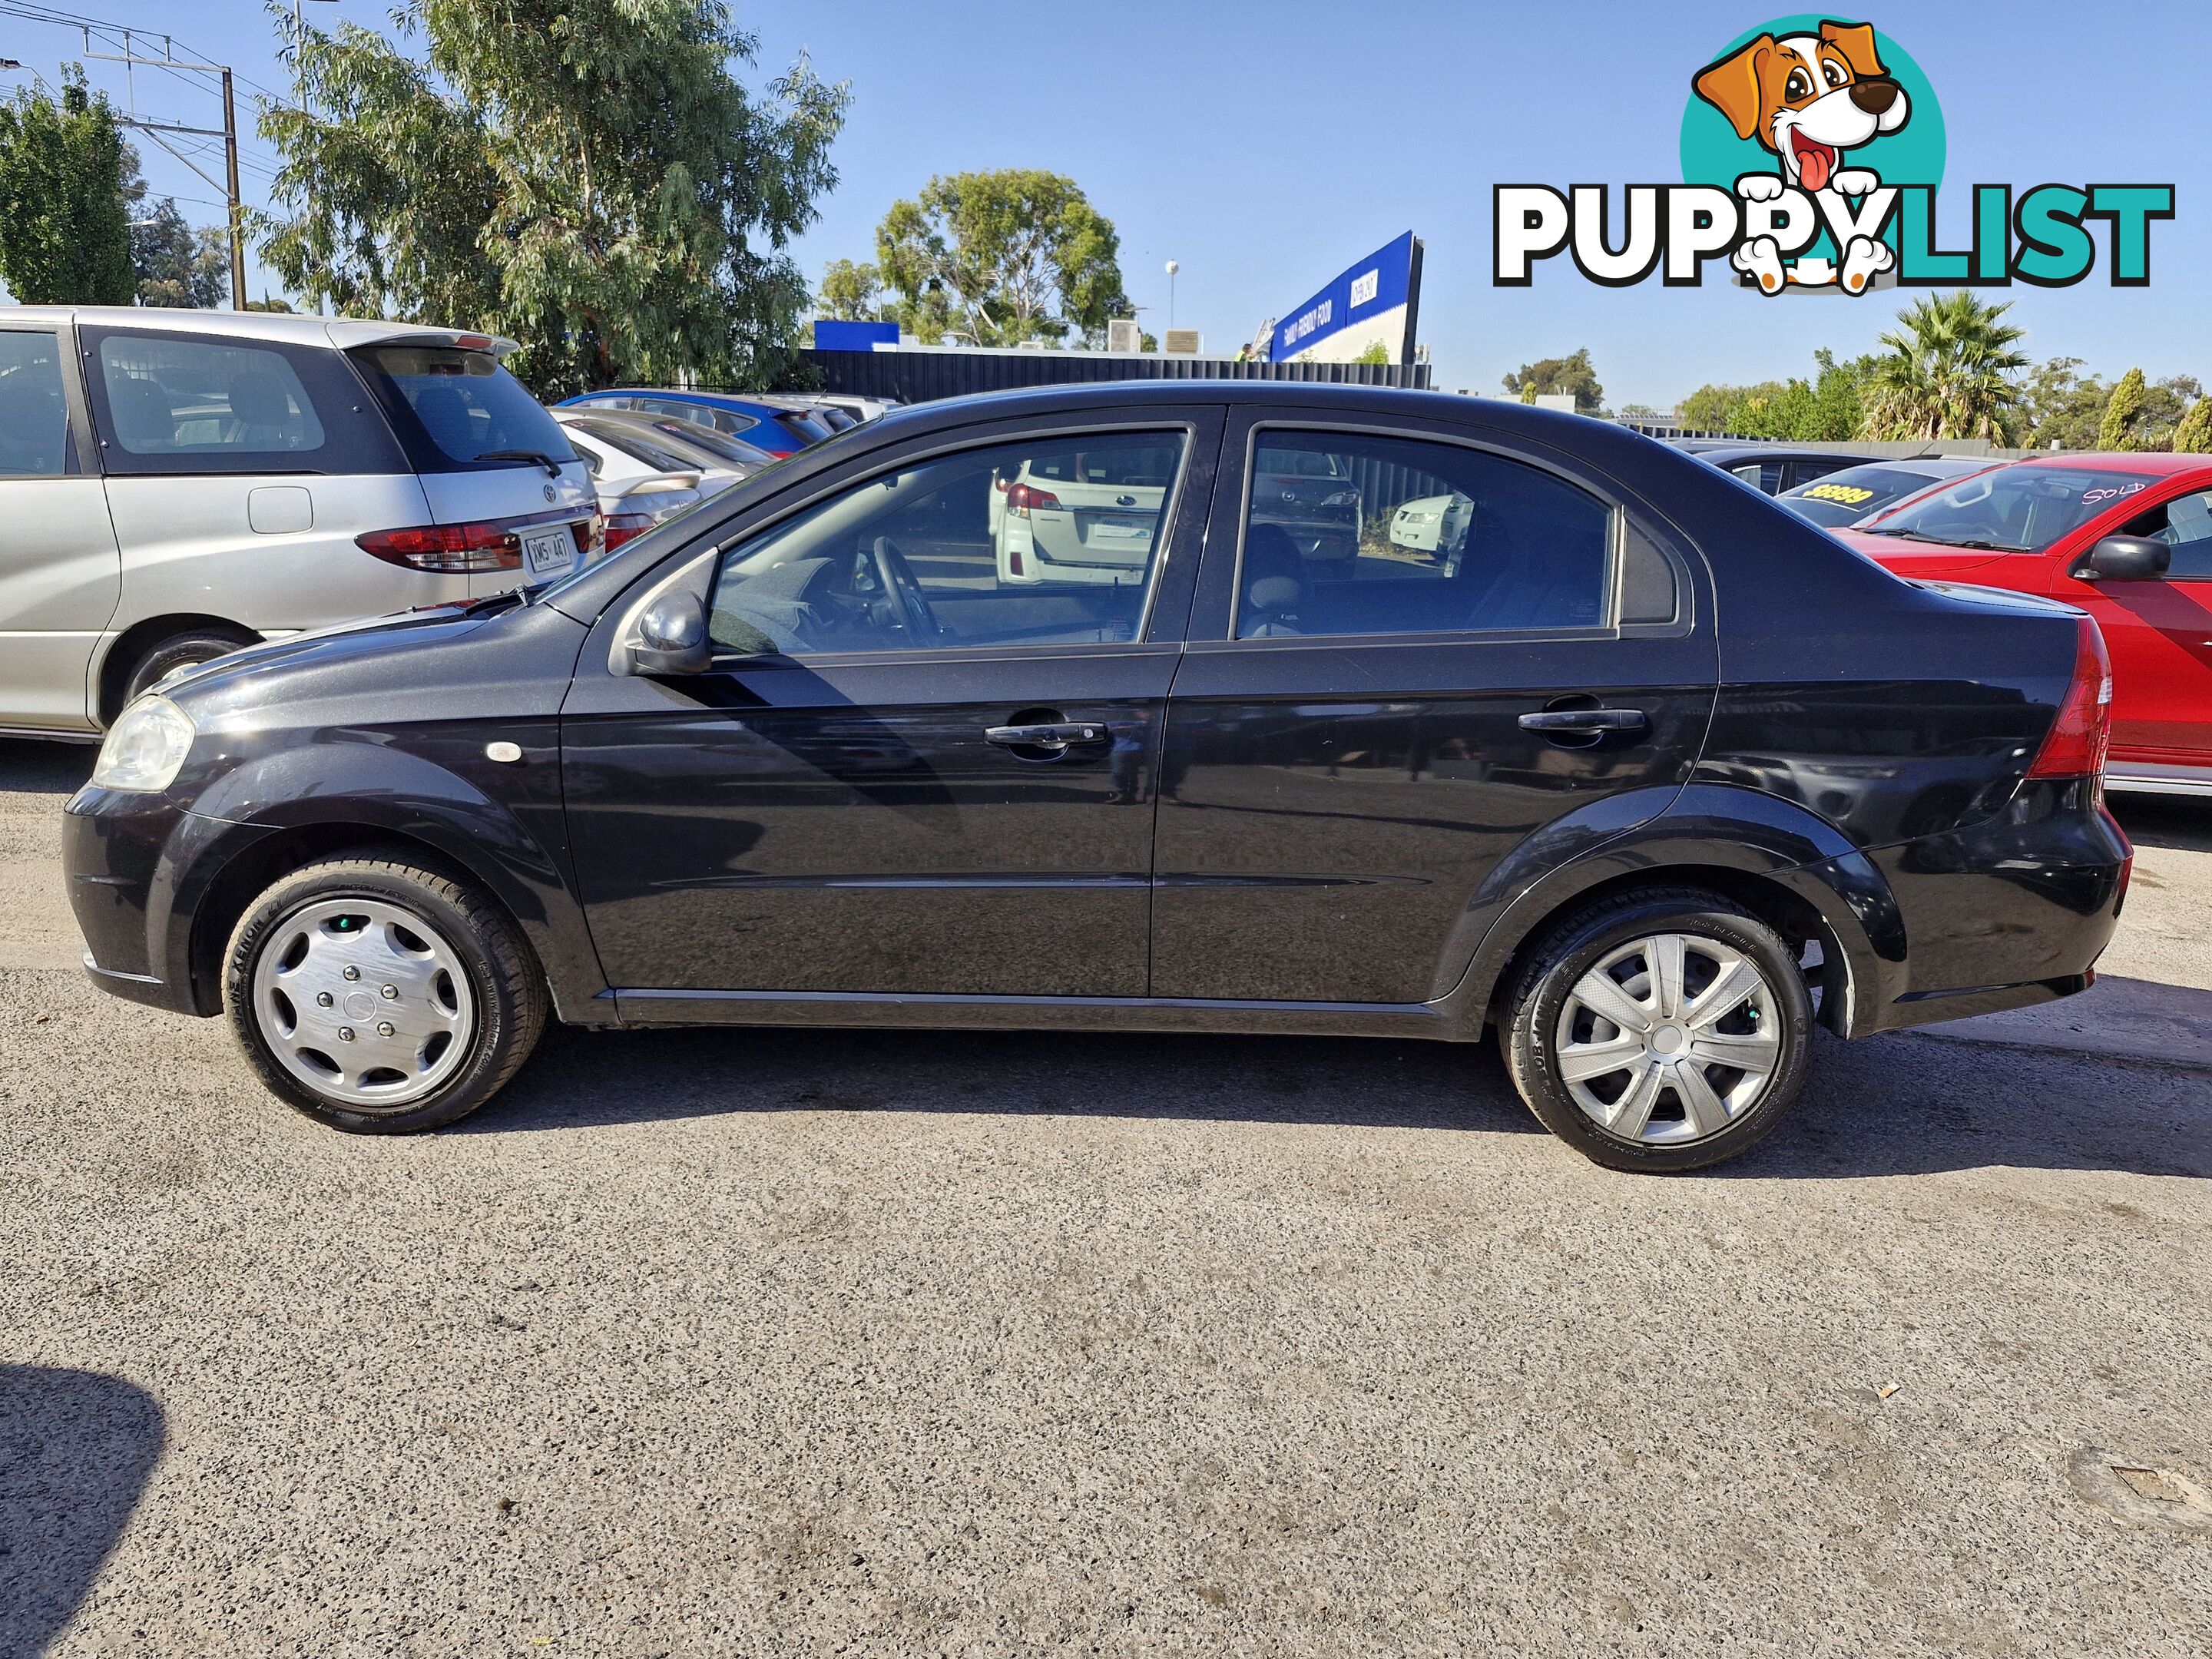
left=1836, top=783, right=2131, bottom=1037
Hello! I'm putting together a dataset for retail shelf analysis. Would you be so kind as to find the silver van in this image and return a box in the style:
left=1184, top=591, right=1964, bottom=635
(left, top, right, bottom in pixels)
left=0, top=306, right=597, bottom=737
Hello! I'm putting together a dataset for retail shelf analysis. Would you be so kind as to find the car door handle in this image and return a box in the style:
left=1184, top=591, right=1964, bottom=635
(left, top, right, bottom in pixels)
left=984, top=721, right=1110, bottom=749
left=1518, top=708, right=1649, bottom=733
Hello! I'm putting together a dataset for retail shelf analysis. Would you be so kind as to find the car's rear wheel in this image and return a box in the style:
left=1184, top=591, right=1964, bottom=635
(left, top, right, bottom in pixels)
left=119, top=627, right=257, bottom=707
left=223, top=853, right=548, bottom=1134
left=1502, top=889, right=1814, bottom=1172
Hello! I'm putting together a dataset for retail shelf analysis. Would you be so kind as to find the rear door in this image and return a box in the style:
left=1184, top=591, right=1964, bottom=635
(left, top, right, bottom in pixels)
left=2053, top=482, right=2212, bottom=766
left=0, top=322, right=118, bottom=732
left=1151, top=413, right=1718, bottom=1005
left=561, top=406, right=1224, bottom=1011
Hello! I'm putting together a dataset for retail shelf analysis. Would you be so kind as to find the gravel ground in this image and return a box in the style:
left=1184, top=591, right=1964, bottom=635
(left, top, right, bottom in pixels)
left=2, top=740, right=2208, bottom=1657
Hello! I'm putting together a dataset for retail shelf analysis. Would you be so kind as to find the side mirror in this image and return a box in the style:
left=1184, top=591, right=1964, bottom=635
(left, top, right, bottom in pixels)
left=2081, top=535, right=2171, bottom=581
left=629, top=590, right=712, bottom=674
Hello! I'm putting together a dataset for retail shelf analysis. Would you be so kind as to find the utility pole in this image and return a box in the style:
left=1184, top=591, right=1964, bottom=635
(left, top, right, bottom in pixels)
left=80, top=31, right=247, bottom=310
left=221, top=69, right=244, bottom=310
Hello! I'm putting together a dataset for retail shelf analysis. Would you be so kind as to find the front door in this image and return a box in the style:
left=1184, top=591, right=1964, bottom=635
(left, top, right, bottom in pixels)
left=561, top=412, right=1221, bottom=1005
left=1151, top=416, right=1719, bottom=1005
left=2051, top=482, right=2212, bottom=767
left=0, top=326, right=120, bottom=733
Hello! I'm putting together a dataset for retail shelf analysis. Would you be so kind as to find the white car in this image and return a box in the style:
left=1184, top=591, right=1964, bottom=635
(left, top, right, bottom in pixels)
left=991, top=441, right=1177, bottom=585
left=552, top=410, right=750, bottom=548
left=0, top=306, right=597, bottom=737
left=1388, top=492, right=1475, bottom=556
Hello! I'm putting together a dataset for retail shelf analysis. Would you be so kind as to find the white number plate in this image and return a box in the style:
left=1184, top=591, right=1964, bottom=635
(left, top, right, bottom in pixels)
left=522, top=525, right=575, bottom=578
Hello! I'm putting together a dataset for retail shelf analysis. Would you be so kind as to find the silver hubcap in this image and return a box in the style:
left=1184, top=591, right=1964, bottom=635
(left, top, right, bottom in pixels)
left=251, top=897, right=475, bottom=1109
left=1555, top=932, right=1782, bottom=1146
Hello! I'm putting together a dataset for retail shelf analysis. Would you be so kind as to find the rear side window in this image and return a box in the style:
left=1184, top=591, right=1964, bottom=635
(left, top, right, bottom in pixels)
left=0, top=330, right=73, bottom=475
left=351, top=344, right=576, bottom=473
left=1236, top=430, right=1618, bottom=640
left=84, top=327, right=404, bottom=477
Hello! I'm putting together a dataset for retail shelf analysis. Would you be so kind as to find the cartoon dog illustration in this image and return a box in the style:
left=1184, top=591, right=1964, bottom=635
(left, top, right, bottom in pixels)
left=1693, top=19, right=1910, bottom=293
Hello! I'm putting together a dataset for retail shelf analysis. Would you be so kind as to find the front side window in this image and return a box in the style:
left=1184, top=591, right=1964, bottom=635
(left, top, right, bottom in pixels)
left=1866, top=465, right=2159, bottom=553
left=2120, top=489, right=2212, bottom=580
left=1236, top=431, right=1615, bottom=639
left=0, top=330, right=71, bottom=475
left=707, top=430, right=1187, bottom=655
left=98, top=334, right=324, bottom=457
left=351, top=344, right=576, bottom=472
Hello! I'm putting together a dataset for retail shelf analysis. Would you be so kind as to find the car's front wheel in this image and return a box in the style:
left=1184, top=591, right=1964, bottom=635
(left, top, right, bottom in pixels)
left=1502, top=889, right=1814, bottom=1173
left=223, top=853, right=548, bottom=1133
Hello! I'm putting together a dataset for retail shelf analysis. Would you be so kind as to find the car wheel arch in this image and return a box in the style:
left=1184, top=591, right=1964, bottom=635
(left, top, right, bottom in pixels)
left=98, top=614, right=262, bottom=726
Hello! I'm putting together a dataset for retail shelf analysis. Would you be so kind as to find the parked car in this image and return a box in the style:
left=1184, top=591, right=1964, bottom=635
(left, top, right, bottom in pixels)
left=551, top=414, right=725, bottom=550
left=1250, top=440, right=1362, bottom=568
left=1388, top=491, right=1474, bottom=555
left=1674, top=439, right=1872, bottom=495
left=565, top=409, right=779, bottom=475
left=64, top=385, right=2128, bottom=1173
left=990, top=439, right=1180, bottom=586
left=0, top=306, right=596, bottom=739
left=1774, top=456, right=2003, bottom=528
left=803, top=393, right=902, bottom=425
left=555, top=389, right=830, bottom=456
left=1836, top=452, right=2212, bottom=796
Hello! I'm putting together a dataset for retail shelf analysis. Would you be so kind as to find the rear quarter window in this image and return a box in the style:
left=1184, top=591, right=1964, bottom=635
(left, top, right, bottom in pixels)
left=83, top=327, right=406, bottom=477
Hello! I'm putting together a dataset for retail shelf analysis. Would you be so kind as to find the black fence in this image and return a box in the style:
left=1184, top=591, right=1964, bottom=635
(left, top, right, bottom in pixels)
left=802, top=347, right=1432, bottom=406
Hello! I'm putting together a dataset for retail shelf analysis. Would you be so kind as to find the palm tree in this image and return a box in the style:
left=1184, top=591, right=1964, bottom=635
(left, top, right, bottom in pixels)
left=1860, top=292, right=2030, bottom=442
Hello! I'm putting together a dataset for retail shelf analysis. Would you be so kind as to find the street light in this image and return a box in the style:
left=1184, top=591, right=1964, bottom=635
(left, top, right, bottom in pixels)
left=1164, top=260, right=1178, bottom=333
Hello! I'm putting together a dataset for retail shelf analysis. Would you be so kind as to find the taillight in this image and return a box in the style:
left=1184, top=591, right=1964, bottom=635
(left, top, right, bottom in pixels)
left=2026, top=617, right=2113, bottom=786
left=356, top=515, right=588, bottom=574
left=1006, top=482, right=1061, bottom=517
left=602, top=512, right=657, bottom=549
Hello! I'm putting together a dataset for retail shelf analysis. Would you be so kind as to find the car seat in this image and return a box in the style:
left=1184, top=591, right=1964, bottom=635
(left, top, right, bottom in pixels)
left=1240, top=523, right=1308, bottom=636
left=226, top=369, right=305, bottom=447
left=108, top=376, right=177, bottom=451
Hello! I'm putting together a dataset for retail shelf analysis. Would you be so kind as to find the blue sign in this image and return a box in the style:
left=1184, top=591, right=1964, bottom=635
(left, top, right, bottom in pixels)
left=1270, top=233, right=1419, bottom=363
left=814, top=320, right=901, bottom=351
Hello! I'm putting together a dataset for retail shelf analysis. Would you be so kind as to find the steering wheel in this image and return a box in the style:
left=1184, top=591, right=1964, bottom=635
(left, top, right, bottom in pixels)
left=870, top=535, right=942, bottom=641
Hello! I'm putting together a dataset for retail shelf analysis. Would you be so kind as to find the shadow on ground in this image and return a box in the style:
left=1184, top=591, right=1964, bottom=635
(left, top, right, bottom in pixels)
left=468, top=1018, right=2212, bottom=1182
left=2110, top=794, right=2212, bottom=854
left=0, top=1367, right=163, bottom=1658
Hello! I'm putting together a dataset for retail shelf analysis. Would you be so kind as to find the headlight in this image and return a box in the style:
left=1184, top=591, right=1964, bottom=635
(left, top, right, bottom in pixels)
left=90, top=696, right=196, bottom=791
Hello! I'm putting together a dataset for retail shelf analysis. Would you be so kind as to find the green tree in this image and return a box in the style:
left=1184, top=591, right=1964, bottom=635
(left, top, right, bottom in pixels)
left=816, top=257, right=884, bottom=321
left=2098, top=367, right=2147, bottom=451
left=1502, top=347, right=1602, bottom=414
left=259, top=0, right=849, bottom=398
left=1860, top=292, right=2029, bottom=442
left=874, top=170, right=1130, bottom=347
left=0, top=73, right=134, bottom=305
left=2174, top=397, right=2212, bottom=455
left=131, top=198, right=230, bottom=307
left=2019, top=357, right=2107, bottom=451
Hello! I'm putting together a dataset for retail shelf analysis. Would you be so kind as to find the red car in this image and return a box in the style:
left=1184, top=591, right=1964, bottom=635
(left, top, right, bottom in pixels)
left=1836, top=452, right=2212, bottom=796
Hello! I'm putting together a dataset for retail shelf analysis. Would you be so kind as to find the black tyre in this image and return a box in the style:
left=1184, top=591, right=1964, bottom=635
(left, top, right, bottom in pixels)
left=223, top=853, right=548, bottom=1134
left=121, top=628, right=257, bottom=707
left=1501, top=888, right=1814, bottom=1173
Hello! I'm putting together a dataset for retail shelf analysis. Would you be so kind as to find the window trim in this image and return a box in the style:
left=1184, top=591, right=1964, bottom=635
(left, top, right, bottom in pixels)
left=1218, top=418, right=1691, bottom=648
left=609, top=419, right=1206, bottom=671
left=0, top=325, right=89, bottom=481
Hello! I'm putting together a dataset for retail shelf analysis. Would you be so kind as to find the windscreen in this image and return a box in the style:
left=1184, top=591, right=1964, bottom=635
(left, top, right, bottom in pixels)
left=353, top=344, right=577, bottom=470
left=1777, top=465, right=1945, bottom=527
left=1866, top=466, right=2159, bottom=551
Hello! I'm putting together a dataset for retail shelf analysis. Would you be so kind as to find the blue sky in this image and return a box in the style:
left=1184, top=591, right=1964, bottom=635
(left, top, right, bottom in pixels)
left=24, top=0, right=2207, bottom=409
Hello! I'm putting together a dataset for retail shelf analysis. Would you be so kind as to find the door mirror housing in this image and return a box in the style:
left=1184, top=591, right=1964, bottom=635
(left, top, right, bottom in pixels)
left=2081, top=535, right=2171, bottom=581
left=629, top=590, right=712, bottom=674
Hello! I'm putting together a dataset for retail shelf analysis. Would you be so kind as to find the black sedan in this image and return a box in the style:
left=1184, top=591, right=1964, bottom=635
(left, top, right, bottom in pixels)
left=64, top=385, right=2130, bottom=1171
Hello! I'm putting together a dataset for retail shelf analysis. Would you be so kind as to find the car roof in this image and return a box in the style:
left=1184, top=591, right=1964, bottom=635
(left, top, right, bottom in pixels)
left=2004, top=451, right=2212, bottom=477
left=582, top=388, right=791, bottom=411
left=0, top=304, right=520, bottom=356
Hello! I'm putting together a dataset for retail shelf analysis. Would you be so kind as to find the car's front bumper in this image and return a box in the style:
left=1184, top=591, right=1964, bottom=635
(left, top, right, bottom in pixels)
left=64, top=788, right=272, bottom=1017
